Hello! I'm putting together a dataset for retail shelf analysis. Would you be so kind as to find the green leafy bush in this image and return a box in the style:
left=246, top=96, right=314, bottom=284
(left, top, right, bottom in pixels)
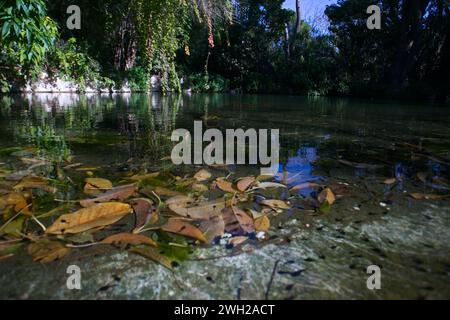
left=45, top=38, right=114, bottom=91
left=0, top=0, right=58, bottom=77
left=188, top=73, right=229, bottom=92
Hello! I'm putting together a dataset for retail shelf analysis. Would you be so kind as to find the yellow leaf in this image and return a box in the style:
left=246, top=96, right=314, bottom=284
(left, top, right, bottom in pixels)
left=0, top=192, right=30, bottom=214
left=46, top=202, right=132, bottom=235
left=255, top=215, right=270, bottom=232
left=229, top=236, right=248, bottom=246
left=261, top=199, right=290, bottom=210
left=102, top=233, right=156, bottom=247
left=193, top=169, right=212, bottom=182
left=85, top=178, right=113, bottom=190
left=383, top=178, right=397, bottom=185
left=162, top=218, right=207, bottom=243
left=318, top=188, right=336, bottom=205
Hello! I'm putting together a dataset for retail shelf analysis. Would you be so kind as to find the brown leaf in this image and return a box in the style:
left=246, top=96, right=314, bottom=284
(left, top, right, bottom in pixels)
left=46, top=202, right=132, bottom=235
left=80, top=184, right=136, bottom=207
left=102, top=233, right=156, bottom=247
left=236, top=177, right=256, bottom=192
left=28, top=240, right=70, bottom=263
left=318, top=188, right=336, bottom=205
left=85, top=178, right=113, bottom=189
left=130, top=246, right=173, bottom=269
left=254, top=215, right=270, bottom=232
left=193, top=169, right=212, bottom=182
left=162, top=218, right=207, bottom=243
left=410, top=193, right=450, bottom=200
left=0, top=192, right=30, bottom=214
left=222, top=207, right=255, bottom=234
left=215, top=178, right=237, bottom=193
left=199, top=216, right=225, bottom=243
left=167, top=196, right=225, bottom=220
left=130, top=198, right=157, bottom=230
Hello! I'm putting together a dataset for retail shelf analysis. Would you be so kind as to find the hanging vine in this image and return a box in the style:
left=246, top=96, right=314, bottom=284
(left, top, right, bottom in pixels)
left=115, top=0, right=233, bottom=92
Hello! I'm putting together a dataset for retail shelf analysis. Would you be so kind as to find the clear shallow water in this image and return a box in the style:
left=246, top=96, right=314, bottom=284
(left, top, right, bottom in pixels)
left=0, top=93, right=449, bottom=299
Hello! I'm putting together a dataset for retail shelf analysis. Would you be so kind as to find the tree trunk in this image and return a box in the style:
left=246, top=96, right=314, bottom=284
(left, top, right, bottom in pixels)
left=113, top=13, right=138, bottom=72
left=390, top=0, right=430, bottom=89
left=295, top=0, right=301, bottom=34
left=285, top=23, right=290, bottom=59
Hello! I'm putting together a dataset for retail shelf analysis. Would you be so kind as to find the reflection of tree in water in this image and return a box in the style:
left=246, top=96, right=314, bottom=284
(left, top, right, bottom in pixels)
left=2, top=93, right=183, bottom=165
left=116, top=93, right=181, bottom=162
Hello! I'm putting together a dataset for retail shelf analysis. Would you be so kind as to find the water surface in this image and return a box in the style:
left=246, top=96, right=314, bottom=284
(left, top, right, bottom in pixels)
left=0, top=93, right=449, bottom=299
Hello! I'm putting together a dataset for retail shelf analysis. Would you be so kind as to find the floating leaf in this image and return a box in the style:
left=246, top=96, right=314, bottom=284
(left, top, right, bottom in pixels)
left=291, top=182, right=320, bottom=191
left=0, top=192, right=30, bottom=214
left=130, top=246, right=174, bottom=269
left=162, top=218, right=207, bottom=243
left=229, top=236, right=248, bottom=246
left=80, top=184, right=136, bottom=207
left=84, top=178, right=113, bottom=195
left=193, top=169, right=212, bottom=182
left=254, top=215, right=270, bottom=232
left=167, top=196, right=225, bottom=220
left=236, top=176, right=256, bottom=192
left=318, top=188, right=336, bottom=205
left=383, top=178, right=397, bottom=185
left=215, top=178, right=237, bottom=193
left=253, top=182, right=287, bottom=190
left=131, top=198, right=157, bottom=230
left=28, top=240, right=70, bottom=263
left=222, top=207, right=255, bottom=234
left=410, top=193, right=450, bottom=200
left=102, top=233, right=156, bottom=247
left=46, top=202, right=133, bottom=235
left=261, top=199, right=290, bottom=210
left=199, top=216, right=225, bottom=243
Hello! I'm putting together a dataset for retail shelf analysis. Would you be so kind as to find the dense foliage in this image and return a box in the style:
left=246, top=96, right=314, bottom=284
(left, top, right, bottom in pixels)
left=0, top=0, right=449, bottom=101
